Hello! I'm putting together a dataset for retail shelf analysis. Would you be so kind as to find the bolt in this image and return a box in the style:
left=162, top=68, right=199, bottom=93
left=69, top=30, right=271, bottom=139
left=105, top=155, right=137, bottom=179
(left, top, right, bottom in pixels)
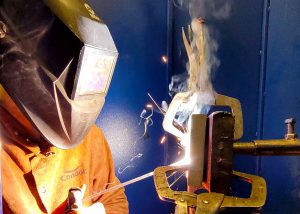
left=285, top=118, right=296, bottom=123
left=285, top=118, right=297, bottom=139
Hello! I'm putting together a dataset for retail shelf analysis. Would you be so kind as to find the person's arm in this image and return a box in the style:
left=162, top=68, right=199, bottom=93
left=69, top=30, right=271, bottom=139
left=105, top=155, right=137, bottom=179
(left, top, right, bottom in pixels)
left=90, top=126, right=128, bottom=214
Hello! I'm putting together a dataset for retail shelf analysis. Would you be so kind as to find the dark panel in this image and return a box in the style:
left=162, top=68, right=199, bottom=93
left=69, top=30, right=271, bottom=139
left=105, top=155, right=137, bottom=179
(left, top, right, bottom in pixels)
left=261, top=0, right=300, bottom=213
left=88, top=0, right=170, bottom=213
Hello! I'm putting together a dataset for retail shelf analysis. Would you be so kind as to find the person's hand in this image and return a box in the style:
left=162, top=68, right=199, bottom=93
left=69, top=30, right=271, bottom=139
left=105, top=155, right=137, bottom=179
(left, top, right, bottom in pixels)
left=65, top=184, right=106, bottom=214
left=80, top=202, right=105, bottom=214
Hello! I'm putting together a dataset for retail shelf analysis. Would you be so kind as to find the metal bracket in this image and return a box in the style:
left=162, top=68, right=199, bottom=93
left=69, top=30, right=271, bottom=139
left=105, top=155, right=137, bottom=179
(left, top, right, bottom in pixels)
left=215, top=93, right=243, bottom=140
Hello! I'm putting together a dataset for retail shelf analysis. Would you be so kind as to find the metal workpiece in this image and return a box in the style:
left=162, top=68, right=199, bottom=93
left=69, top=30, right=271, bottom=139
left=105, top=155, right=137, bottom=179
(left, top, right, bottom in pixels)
left=207, top=112, right=234, bottom=194
left=233, top=139, right=300, bottom=155
left=215, top=93, right=243, bottom=140
left=188, top=114, right=207, bottom=187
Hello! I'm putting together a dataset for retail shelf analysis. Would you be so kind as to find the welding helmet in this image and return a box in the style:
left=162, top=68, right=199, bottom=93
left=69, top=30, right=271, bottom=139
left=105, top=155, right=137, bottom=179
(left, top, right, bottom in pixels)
left=0, top=0, right=118, bottom=149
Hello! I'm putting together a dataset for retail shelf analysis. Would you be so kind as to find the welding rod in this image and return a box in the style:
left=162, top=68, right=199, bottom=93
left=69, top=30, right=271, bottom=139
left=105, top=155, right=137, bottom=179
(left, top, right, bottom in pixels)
left=84, top=171, right=154, bottom=201
left=84, top=167, right=183, bottom=201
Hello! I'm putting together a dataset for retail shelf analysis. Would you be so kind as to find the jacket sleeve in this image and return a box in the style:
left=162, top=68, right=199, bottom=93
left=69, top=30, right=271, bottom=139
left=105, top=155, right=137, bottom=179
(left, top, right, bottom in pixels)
left=89, top=126, right=129, bottom=214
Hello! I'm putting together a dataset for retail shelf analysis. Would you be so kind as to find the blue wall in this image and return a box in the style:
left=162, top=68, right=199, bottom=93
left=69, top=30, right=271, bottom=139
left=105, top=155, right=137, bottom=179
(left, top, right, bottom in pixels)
left=89, top=0, right=300, bottom=213
left=89, top=0, right=171, bottom=213
left=260, top=0, right=300, bottom=213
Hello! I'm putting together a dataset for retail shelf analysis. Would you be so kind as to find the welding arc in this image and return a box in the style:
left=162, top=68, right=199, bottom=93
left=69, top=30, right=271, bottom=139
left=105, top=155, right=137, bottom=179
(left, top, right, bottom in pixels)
left=84, top=171, right=154, bottom=201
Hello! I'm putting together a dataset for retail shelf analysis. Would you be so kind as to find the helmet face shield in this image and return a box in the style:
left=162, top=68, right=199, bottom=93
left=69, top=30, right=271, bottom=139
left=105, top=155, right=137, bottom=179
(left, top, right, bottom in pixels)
left=0, top=0, right=118, bottom=149
left=73, top=46, right=116, bottom=99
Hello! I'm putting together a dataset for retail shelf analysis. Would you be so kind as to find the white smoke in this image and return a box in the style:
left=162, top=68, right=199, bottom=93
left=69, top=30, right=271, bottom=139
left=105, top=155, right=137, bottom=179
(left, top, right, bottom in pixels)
left=168, top=73, right=188, bottom=96
left=188, top=0, right=233, bottom=20
left=169, top=0, right=233, bottom=97
left=167, top=19, right=220, bottom=131
left=164, top=0, right=234, bottom=167
left=172, top=0, right=233, bottom=19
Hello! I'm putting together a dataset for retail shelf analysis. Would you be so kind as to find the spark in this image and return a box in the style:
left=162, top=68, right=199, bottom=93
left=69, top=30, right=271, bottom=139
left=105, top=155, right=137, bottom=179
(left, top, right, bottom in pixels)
left=146, top=104, right=153, bottom=109
left=160, top=135, right=167, bottom=144
left=161, top=55, right=168, bottom=64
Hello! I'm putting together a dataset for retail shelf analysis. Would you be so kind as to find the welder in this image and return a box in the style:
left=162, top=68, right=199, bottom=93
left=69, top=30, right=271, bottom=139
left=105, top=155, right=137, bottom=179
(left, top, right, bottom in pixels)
left=0, top=0, right=128, bottom=213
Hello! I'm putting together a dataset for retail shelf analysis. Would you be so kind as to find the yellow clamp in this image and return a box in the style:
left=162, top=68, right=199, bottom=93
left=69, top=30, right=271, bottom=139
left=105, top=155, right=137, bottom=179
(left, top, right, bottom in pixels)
left=154, top=166, right=266, bottom=214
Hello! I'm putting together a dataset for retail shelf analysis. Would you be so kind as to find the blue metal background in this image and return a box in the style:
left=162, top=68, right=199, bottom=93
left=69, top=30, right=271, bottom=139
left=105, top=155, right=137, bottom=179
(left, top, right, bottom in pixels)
left=89, top=0, right=171, bottom=213
left=260, top=0, right=300, bottom=213
left=88, top=0, right=300, bottom=213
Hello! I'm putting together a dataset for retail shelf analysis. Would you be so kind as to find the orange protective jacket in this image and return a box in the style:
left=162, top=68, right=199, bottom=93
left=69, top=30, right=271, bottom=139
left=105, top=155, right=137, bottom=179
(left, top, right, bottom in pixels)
left=0, top=87, right=128, bottom=213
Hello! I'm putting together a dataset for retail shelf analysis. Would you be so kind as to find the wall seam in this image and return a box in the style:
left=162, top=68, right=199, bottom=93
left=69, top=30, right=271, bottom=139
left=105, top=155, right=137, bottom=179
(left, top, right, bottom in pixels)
left=164, top=0, right=173, bottom=165
left=256, top=0, right=271, bottom=175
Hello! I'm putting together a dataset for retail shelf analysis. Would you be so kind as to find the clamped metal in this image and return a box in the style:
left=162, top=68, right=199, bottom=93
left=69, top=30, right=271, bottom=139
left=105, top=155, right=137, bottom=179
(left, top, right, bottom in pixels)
left=154, top=93, right=300, bottom=213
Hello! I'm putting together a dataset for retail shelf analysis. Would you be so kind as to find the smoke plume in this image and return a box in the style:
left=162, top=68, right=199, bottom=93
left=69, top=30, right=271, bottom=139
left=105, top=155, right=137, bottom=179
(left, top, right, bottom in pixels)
left=169, top=0, right=233, bottom=98
left=172, top=0, right=233, bottom=20
left=189, top=0, right=233, bottom=20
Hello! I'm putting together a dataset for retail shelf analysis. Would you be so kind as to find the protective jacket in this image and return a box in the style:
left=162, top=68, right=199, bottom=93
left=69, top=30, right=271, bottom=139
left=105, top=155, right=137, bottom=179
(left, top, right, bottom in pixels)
left=0, top=88, right=128, bottom=213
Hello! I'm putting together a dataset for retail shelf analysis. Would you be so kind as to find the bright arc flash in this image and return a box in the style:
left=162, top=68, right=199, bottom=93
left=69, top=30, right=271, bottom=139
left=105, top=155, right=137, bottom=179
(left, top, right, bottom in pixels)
left=172, top=127, right=192, bottom=166
left=171, top=142, right=191, bottom=166
left=171, top=153, right=191, bottom=166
